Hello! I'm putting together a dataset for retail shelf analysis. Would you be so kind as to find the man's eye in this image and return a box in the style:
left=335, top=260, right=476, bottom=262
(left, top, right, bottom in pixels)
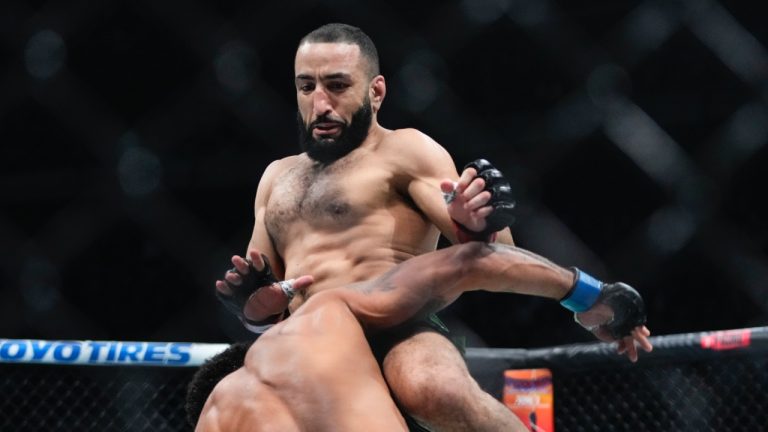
left=328, top=82, right=349, bottom=91
left=299, top=84, right=314, bottom=92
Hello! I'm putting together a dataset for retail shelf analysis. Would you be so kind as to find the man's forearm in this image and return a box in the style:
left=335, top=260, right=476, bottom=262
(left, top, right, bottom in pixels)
left=451, top=242, right=574, bottom=300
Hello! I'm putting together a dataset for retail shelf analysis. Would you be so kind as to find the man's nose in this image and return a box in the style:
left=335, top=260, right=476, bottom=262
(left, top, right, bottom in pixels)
left=312, top=90, right=332, bottom=116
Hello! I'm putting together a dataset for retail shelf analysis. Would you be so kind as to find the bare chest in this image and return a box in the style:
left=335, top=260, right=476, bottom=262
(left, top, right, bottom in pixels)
left=265, top=157, right=390, bottom=249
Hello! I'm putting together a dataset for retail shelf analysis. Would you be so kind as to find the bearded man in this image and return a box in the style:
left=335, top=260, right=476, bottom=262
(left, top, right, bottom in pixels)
left=213, top=23, right=638, bottom=431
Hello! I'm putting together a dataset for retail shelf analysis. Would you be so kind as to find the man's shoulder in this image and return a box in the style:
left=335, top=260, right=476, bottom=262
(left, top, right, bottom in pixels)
left=376, top=128, right=449, bottom=160
left=380, top=127, right=435, bottom=149
left=270, top=153, right=305, bottom=170
left=262, top=154, right=304, bottom=180
left=256, top=154, right=306, bottom=199
left=377, top=128, right=454, bottom=173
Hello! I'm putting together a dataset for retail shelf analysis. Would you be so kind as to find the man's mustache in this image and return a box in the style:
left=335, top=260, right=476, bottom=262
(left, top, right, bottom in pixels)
left=309, top=116, right=346, bottom=130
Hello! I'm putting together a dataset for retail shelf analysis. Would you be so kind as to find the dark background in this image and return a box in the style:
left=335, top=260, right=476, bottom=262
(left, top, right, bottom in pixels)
left=1, top=0, right=767, bottom=349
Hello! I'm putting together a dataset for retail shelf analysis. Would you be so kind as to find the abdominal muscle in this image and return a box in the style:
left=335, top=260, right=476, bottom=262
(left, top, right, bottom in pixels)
left=281, top=208, right=439, bottom=311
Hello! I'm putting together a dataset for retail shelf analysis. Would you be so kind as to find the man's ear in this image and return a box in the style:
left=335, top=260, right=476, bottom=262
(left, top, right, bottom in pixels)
left=370, top=75, right=386, bottom=113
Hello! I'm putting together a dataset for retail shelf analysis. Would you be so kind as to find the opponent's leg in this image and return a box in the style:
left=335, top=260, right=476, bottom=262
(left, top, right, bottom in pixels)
left=382, top=330, right=526, bottom=432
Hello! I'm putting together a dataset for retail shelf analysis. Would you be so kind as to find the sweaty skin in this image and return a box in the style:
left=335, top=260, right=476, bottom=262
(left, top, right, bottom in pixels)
left=215, top=38, right=652, bottom=432
left=200, top=244, right=654, bottom=432
left=214, top=39, right=606, bottom=432
left=264, top=128, right=459, bottom=306
left=229, top=41, right=512, bottom=320
left=198, top=299, right=408, bottom=432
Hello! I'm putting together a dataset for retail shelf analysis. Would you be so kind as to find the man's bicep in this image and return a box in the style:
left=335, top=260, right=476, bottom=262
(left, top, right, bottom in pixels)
left=346, top=248, right=464, bottom=330
left=246, top=207, right=284, bottom=278
left=400, top=136, right=462, bottom=242
left=245, top=160, right=285, bottom=278
left=344, top=284, right=429, bottom=331
left=352, top=289, right=455, bottom=334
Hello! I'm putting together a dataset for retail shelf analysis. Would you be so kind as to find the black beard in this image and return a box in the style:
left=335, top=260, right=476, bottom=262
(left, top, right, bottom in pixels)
left=297, top=98, right=373, bottom=164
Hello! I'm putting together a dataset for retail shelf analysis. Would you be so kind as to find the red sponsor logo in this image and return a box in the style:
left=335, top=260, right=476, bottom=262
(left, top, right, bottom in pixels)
left=700, top=329, right=751, bottom=351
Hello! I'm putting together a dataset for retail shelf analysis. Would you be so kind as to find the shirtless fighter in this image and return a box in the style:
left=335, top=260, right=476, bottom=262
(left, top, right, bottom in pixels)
left=195, top=243, right=652, bottom=431
left=215, top=23, right=540, bottom=430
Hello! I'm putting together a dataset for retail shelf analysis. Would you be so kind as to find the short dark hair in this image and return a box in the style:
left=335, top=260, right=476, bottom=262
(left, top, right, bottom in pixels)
left=299, top=23, right=380, bottom=78
left=185, top=340, right=255, bottom=427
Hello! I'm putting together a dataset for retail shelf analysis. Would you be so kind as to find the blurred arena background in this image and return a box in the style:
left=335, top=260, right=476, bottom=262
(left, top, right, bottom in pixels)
left=1, top=0, right=767, bottom=350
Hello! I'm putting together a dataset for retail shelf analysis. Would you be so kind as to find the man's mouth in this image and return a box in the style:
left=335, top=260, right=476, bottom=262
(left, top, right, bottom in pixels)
left=313, top=122, right=343, bottom=136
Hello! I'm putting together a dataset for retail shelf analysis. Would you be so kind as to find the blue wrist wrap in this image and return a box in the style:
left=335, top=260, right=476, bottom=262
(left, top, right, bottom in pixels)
left=560, top=268, right=603, bottom=312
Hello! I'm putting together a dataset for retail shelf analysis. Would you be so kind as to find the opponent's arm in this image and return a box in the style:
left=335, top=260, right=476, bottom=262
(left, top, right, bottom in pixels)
left=345, top=243, right=570, bottom=329
left=345, top=242, right=652, bottom=361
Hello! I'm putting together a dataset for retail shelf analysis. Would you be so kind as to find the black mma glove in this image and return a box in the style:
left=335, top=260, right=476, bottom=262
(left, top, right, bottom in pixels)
left=453, top=159, right=515, bottom=242
left=596, top=282, right=647, bottom=338
left=215, top=254, right=283, bottom=332
left=561, top=268, right=647, bottom=339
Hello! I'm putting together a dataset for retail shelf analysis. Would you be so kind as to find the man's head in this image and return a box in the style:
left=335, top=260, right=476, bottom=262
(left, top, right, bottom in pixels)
left=185, top=340, right=254, bottom=428
left=294, top=23, right=386, bottom=163
left=298, top=23, right=380, bottom=79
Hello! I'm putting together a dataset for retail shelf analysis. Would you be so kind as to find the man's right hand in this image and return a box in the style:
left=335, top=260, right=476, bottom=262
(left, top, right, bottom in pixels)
left=215, top=250, right=313, bottom=324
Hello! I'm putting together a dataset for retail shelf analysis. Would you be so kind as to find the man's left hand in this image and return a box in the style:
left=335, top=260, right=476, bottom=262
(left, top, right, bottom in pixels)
left=440, top=159, right=515, bottom=235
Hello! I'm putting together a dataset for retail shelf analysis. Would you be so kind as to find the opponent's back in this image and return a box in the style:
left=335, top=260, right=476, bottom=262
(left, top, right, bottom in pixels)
left=195, top=363, right=302, bottom=432
left=237, top=292, right=408, bottom=431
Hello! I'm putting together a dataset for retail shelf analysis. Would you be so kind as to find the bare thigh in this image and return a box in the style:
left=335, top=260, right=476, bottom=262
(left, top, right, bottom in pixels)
left=380, top=329, right=528, bottom=432
left=381, top=329, right=480, bottom=413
